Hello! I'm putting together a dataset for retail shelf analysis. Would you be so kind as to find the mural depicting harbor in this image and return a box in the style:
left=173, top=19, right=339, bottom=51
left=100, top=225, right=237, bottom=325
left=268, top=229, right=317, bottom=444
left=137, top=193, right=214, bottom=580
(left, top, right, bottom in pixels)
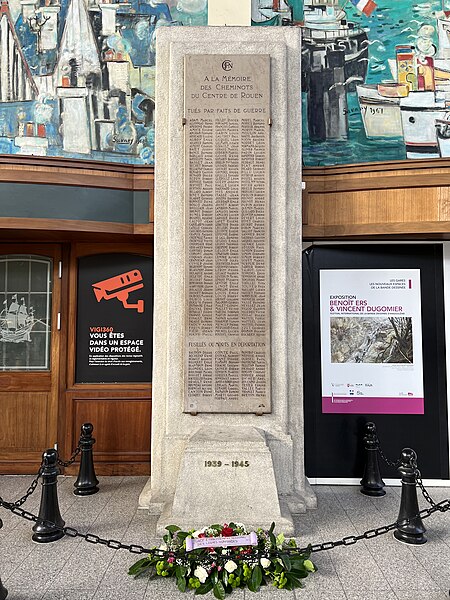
left=0, top=0, right=206, bottom=164
left=253, top=0, right=450, bottom=166
left=302, top=0, right=450, bottom=166
left=0, top=0, right=449, bottom=165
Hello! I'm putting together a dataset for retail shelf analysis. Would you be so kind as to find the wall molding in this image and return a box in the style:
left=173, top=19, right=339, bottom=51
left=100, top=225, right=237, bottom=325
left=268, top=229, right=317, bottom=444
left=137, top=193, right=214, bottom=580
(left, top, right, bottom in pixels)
left=0, top=155, right=154, bottom=237
left=303, top=158, right=450, bottom=240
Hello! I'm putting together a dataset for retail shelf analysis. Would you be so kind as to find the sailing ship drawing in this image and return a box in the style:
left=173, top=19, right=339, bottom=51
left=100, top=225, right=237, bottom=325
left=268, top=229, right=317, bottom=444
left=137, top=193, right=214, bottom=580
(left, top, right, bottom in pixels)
left=0, top=295, right=35, bottom=342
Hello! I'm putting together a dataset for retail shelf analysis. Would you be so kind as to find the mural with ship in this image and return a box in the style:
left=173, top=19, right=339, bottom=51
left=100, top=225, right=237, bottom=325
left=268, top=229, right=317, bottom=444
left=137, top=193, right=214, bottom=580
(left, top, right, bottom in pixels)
left=253, top=0, right=450, bottom=165
left=0, top=0, right=448, bottom=165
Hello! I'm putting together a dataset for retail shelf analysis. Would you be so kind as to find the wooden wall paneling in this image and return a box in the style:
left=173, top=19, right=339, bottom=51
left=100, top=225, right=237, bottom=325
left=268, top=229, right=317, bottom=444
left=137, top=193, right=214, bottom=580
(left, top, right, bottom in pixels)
left=57, top=243, right=71, bottom=469
left=438, top=186, right=450, bottom=222
left=0, top=392, right=48, bottom=455
left=303, top=160, right=450, bottom=239
left=64, top=393, right=152, bottom=476
left=0, top=156, right=155, bottom=236
left=48, top=248, right=62, bottom=455
left=0, top=244, right=62, bottom=473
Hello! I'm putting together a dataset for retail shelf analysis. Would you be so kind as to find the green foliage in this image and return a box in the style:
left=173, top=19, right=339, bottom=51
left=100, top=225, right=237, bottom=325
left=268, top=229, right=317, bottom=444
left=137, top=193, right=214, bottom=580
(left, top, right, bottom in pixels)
left=128, top=521, right=316, bottom=596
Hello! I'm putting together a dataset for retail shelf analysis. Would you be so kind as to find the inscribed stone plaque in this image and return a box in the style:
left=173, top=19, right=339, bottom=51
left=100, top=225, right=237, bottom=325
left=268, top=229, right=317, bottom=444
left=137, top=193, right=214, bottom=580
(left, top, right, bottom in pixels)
left=184, top=54, right=271, bottom=413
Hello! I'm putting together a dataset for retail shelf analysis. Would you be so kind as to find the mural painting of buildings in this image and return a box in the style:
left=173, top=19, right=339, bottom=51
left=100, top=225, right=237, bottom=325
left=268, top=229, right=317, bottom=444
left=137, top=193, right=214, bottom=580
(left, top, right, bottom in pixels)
left=0, top=0, right=206, bottom=164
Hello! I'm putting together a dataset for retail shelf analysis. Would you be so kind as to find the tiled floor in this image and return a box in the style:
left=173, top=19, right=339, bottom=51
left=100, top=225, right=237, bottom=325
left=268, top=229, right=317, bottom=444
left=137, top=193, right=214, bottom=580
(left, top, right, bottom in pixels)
left=0, top=475, right=449, bottom=599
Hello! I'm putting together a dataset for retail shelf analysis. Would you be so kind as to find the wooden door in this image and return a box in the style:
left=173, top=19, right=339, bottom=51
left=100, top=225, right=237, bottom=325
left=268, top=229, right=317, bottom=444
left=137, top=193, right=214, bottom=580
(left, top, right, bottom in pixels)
left=0, top=245, right=61, bottom=474
left=62, top=243, right=153, bottom=476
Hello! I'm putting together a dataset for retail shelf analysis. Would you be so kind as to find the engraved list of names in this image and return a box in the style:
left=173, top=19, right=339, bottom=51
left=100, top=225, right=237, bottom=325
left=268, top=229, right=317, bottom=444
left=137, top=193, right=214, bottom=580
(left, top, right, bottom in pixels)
left=184, top=54, right=271, bottom=414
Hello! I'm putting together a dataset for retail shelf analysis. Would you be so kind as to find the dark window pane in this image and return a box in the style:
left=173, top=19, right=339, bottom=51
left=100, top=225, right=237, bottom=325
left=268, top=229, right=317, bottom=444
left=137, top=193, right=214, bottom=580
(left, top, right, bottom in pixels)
left=0, top=260, right=5, bottom=289
left=7, top=259, right=30, bottom=292
left=31, top=260, right=51, bottom=292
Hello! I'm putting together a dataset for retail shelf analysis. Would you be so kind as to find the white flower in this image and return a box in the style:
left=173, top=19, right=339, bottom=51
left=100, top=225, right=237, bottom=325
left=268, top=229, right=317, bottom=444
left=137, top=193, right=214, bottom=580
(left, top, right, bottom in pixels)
left=224, top=560, right=238, bottom=573
left=158, top=542, right=168, bottom=551
left=260, top=557, right=271, bottom=568
left=194, top=566, right=208, bottom=583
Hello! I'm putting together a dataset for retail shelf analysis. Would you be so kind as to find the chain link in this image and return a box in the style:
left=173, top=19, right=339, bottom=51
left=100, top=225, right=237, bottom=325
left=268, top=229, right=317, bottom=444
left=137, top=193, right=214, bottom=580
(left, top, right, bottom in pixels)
left=0, top=491, right=449, bottom=560
left=412, top=459, right=438, bottom=508
left=373, top=437, right=440, bottom=512
left=304, top=499, right=450, bottom=554
left=57, top=446, right=81, bottom=468
left=12, top=467, right=43, bottom=507
left=375, top=437, right=401, bottom=468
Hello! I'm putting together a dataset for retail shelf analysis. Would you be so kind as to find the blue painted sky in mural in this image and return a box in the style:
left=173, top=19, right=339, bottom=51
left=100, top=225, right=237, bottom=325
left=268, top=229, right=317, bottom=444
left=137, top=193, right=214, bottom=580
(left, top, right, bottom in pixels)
left=0, top=0, right=448, bottom=166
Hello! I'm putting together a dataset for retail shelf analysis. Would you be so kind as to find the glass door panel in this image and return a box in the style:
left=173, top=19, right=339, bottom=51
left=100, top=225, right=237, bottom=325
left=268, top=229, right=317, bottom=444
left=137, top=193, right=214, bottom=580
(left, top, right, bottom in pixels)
left=0, top=246, right=60, bottom=474
left=0, top=255, right=52, bottom=370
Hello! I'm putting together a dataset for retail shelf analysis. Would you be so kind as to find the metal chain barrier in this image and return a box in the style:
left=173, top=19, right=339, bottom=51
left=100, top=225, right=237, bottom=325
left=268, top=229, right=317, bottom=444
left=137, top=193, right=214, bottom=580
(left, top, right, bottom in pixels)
left=57, top=446, right=81, bottom=468
left=375, top=436, right=401, bottom=469
left=307, top=498, right=450, bottom=553
left=11, top=466, right=43, bottom=508
left=412, top=457, right=439, bottom=508
left=0, top=494, right=152, bottom=555
left=0, top=490, right=449, bottom=560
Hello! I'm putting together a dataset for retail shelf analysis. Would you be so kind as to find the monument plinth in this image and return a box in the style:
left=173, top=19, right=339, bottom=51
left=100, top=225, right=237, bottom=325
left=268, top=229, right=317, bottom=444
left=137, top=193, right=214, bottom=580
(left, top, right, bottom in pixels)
left=139, top=26, right=316, bottom=535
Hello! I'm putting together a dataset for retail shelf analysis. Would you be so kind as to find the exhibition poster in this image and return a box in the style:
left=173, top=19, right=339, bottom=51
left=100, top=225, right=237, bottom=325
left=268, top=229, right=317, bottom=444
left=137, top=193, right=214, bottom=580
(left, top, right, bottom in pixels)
left=320, top=269, right=424, bottom=414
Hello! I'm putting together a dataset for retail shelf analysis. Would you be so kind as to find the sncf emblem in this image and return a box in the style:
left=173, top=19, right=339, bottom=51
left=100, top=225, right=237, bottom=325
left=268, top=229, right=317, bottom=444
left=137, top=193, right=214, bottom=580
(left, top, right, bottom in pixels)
left=92, top=269, right=144, bottom=313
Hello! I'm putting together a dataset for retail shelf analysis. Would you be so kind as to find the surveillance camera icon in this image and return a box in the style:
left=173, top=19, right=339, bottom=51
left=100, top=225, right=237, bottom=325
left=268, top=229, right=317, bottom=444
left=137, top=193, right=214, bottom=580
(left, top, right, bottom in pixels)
left=92, top=269, right=144, bottom=313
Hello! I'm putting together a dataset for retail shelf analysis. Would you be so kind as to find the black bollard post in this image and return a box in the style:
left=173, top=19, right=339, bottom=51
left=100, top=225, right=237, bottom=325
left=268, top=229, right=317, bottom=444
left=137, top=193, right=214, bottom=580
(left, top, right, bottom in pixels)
left=32, top=449, right=65, bottom=543
left=73, top=423, right=99, bottom=496
left=394, top=448, right=427, bottom=545
left=0, top=519, right=8, bottom=600
left=360, top=422, right=386, bottom=497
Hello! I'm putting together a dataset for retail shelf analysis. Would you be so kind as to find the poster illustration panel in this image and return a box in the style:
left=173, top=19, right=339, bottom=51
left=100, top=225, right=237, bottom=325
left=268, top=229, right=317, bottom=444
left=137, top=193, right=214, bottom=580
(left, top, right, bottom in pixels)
left=76, top=253, right=153, bottom=383
left=320, top=268, right=424, bottom=414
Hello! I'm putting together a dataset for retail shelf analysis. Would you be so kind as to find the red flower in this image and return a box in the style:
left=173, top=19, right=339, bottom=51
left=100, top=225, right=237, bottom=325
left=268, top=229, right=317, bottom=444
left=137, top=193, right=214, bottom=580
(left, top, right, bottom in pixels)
left=221, top=526, right=233, bottom=537
left=198, top=533, right=206, bottom=538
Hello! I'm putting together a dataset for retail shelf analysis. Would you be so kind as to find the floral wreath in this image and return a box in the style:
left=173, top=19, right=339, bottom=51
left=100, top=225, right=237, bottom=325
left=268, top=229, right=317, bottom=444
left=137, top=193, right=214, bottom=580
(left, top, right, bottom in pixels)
left=129, top=521, right=316, bottom=597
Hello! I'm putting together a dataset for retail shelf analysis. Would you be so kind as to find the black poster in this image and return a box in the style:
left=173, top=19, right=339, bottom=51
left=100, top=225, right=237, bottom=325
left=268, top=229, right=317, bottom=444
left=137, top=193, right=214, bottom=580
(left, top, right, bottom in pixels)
left=75, top=253, right=153, bottom=383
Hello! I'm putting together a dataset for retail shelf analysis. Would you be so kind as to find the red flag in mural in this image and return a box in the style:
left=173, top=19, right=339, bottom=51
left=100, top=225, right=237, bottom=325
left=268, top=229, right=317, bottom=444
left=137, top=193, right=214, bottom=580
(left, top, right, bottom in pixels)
left=351, top=0, right=377, bottom=17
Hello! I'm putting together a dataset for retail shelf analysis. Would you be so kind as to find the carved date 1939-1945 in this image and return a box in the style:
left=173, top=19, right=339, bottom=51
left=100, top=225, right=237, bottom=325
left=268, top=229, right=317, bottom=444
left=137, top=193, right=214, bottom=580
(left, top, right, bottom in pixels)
left=204, top=460, right=250, bottom=467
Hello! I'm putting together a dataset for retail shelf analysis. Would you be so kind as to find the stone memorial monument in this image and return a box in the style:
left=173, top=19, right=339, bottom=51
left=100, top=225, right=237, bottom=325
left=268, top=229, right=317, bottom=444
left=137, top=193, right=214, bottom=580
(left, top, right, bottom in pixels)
left=139, top=25, right=316, bottom=535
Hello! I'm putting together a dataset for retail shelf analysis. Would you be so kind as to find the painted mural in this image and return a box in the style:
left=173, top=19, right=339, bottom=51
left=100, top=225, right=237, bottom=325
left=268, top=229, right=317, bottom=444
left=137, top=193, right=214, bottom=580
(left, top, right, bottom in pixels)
left=2, top=0, right=450, bottom=165
left=253, top=0, right=450, bottom=166
left=0, top=0, right=206, bottom=164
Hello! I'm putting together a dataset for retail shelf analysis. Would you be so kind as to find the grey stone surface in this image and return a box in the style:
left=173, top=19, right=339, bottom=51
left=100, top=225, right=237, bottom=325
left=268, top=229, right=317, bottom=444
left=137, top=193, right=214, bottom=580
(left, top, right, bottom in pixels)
left=0, top=477, right=449, bottom=600
left=145, top=23, right=313, bottom=537
left=167, top=426, right=293, bottom=533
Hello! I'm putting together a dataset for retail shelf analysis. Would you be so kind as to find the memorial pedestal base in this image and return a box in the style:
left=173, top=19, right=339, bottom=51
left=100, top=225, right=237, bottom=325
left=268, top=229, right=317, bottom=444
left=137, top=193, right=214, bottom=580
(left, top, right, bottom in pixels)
left=151, top=426, right=295, bottom=536
left=143, top=26, right=316, bottom=537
